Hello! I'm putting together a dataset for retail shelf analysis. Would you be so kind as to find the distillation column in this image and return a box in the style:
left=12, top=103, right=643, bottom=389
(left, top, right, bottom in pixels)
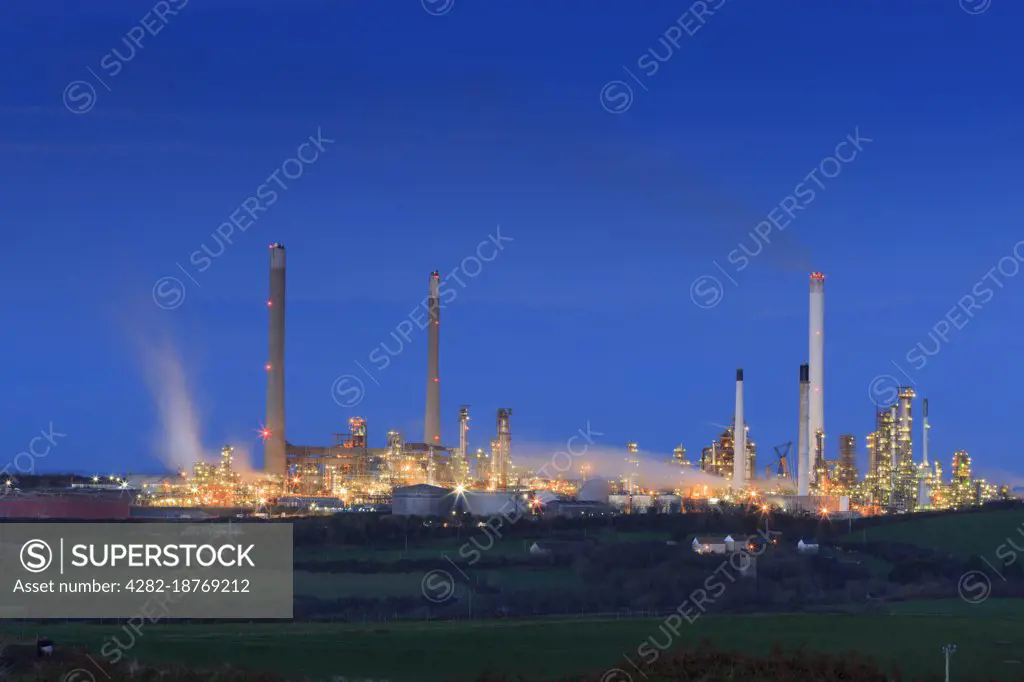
left=494, top=408, right=513, bottom=490
left=457, top=405, right=470, bottom=485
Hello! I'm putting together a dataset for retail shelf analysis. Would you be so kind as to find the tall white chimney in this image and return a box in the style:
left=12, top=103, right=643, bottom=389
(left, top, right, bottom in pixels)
left=808, top=272, right=825, bottom=485
left=733, top=368, right=746, bottom=490
left=424, top=271, right=441, bottom=446
left=264, top=243, right=286, bottom=476
left=798, top=363, right=810, bottom=496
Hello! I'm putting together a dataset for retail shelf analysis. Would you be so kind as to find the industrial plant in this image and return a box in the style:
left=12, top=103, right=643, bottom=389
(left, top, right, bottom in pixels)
left=0, top=255, right=1008, bottom=520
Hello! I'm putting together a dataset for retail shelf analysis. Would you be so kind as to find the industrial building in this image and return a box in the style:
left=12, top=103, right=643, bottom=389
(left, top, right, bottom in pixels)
left=699, top=423, right=756, bottom=483
left=861, top=388, right=919, bottom=512
left=71, top=249, right=1002, bottom=520
left=836, top=435, right=858, bottom=489
left=253, top=256, right=527, bottom=506
left=541, top=499, right=614, bottom=518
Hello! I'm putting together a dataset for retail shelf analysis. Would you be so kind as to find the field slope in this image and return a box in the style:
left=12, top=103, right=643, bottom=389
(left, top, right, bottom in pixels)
left=844, top=507, right=1024, bottom=558
left=4, top=606, right=1024, bottom=681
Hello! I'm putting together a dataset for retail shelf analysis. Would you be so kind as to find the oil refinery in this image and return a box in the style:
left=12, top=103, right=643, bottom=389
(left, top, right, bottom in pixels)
left=0, top=254, right=1008, bottom=520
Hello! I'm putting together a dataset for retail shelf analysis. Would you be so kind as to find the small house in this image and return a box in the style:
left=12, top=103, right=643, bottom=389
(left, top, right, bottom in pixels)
left=691, top=536, right=729, bottom=555
left=797, top=539, right=820, bottom=555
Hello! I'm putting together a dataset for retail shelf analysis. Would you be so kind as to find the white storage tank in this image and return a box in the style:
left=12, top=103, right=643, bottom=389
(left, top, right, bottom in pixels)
left=579, top=478, right=610, bottom=503
left=461, top=490, right=524, bottom=517
left=392, top=484, right=453, bottom=516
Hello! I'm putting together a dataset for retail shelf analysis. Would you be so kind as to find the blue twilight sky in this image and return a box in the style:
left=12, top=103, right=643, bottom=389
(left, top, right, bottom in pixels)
left=2, top=0, right=1023, bottom=482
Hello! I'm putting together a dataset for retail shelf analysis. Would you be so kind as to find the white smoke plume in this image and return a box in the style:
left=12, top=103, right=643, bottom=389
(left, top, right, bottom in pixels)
left=137, top=338, right=216, bottom=472
left=221, top=440, right=263, bottom=481
left=511, top=444, right=729, bottom=492
left=510, top=443, right=794, bottom=494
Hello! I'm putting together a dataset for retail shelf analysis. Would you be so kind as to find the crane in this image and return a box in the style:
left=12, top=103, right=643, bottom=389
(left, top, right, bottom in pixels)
left=765, top=442, right=793, bottom=480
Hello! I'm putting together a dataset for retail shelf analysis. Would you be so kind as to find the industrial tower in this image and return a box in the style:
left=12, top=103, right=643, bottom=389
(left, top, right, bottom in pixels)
left=625, top=442, right=640, bottom=494
left=455, top=405, right=471, bottom=485
left=424, top=271, right=442, bottom=447
left=894, top=387, right=917, bottom=510
left=264, top=243, right=286, bottom=476
left=808, top=272, right=825, bottom=487
left=837, top=434, right=858, bottom=489
left=888, top=405, right=898, bottom=508
left=493, top=408, right=512, bottom=490
left=733, top=369, right=746, bottom=490
left=348, top=417, right=367, bottom=448
left=797, top=363, right=810, bottom=496
left=918, top=398, right=932, bottom=507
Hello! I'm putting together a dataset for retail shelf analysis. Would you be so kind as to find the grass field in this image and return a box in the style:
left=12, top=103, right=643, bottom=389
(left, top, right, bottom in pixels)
left=846, top=508, right=1024, bottom=558
left=294, top=539, right=532, bottom=563
left=292, top=528, right=668, bottom=565
left=4, top=605, right=1024, bottom=681
left=887, top=597, right=1024, bottom=618
left=292, top=568, right=583, bottom=598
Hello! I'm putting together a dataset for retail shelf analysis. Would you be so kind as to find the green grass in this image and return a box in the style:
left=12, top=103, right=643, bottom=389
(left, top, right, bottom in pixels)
left=294, top=539, right=531, bottom=563
left=886, top=597, right=1024, bottom=618
left=592, top=528, right=673, bottom=542
left=480, top=568, right=583, bottom=591
left=292, top=568, right=583, bottom=598
left=845, top=508, right=1024, bottom=558
left=820, top=545, right=893, bottom=578
left=293, top=528, right=669, bottom=565
left=5, top=607, right=1024, bottom=680
left=293, top=571, right=429, bottom=598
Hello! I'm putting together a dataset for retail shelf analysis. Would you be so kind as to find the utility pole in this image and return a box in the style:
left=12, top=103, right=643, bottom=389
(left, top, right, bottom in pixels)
left=942, top=644, right=956, bottom=682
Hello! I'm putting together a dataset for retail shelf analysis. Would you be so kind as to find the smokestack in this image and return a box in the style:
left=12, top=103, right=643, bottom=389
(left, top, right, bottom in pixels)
left=733, top=369, right=746, bottom=490
left=798, top=363, right=810, bottom=496
left=922, top=398, right=930, bottom=466
left=808, top=272, right=825, bottom=485
left=265, top=243, right=286, bottom=475
left=424, top=271, right=441, bottom=446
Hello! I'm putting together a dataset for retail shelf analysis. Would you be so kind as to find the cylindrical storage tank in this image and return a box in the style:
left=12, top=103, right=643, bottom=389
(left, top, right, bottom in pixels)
left=607, top=494, right=630, bottom=512
left=578, top=479, right=610, bottom=503
left=631, top=495, right=653, bottom=511
left=392, top=484, right=451, bottom=516
left=461, top=490, right=522, bottom=517
left=656, top=494, right=681, bottom=512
